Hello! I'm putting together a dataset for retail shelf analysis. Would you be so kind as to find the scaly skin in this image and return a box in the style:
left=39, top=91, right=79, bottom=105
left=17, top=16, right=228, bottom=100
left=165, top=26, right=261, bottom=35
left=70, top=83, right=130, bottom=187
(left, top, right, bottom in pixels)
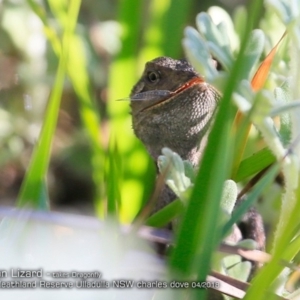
left=131, top=57, right=220, bottom=166
left=130, top=57, right=220, bottom=210
left=130, top=57, right=265, bottom=255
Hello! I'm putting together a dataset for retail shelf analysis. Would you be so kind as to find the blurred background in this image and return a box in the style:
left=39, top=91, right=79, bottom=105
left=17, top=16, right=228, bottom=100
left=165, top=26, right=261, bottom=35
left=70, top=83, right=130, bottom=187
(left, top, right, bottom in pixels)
left=0, top=0, right=248, bottom=222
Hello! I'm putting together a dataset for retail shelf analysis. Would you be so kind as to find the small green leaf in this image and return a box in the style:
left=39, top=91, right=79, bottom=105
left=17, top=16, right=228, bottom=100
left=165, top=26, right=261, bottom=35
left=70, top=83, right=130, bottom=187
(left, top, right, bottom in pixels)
left=220, top=179, right=238, bottom=215
left=227, top=260, right=252, bottom=282
left=196, top=12, right=234, bottom=70
left=224, top=163, right=280, bottom=237
left=146, top=199, right=184, bottom=228
left=222, top=254, right=241, bottom=270
left=183, top=160, right=196, bottom=183
left=241, top=29, right=265, bottom=80
left=183, top=26, right=217, bottom=80
left=234, top=148, right=276, bottom=182
left=157, top=148, right=192, bottom=200
left=273, top=82, right=292, bottom=145
left=237, top=239, right=258, bottom=250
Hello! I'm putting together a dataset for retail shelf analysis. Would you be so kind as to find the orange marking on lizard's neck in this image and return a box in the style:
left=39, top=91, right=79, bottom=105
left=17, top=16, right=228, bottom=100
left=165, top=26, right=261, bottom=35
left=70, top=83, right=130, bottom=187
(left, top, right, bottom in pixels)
left=171, top=77, right=204, bottom=95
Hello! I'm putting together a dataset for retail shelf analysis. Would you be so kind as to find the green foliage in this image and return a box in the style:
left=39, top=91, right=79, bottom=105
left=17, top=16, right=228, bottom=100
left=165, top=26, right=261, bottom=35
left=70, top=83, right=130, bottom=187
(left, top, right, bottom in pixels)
left=152, top=0, right=300, bottom=298
left=157, top=148, right=193, bottom=201
left=107, top=0, right=196, bottom=222
left=2, top=0, right=300, bottom=299
left=146, top=199, right=183, bottom=228
left=220, top=180, right=237, bottom=215
left=18, top=0, right=82, bottom=208
left=234, top=147, right=276, bottom=182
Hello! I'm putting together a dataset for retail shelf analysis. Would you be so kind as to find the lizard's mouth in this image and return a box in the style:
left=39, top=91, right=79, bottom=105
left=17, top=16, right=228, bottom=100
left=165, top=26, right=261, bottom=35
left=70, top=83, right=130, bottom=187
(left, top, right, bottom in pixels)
left=171, top=76, right=204, bottom=96
left=141, top=76, right=205, bottom=111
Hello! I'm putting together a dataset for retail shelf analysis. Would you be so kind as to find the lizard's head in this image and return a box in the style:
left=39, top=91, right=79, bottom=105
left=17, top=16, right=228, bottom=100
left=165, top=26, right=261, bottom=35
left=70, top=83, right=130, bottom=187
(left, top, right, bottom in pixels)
left=130, top=56, right=220, bottom=164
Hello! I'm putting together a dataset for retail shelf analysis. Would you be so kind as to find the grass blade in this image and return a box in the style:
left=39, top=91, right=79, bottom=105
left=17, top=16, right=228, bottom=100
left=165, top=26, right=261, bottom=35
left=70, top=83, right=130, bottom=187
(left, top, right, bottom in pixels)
left=66, top=34, right=105, bottom=216
left=26, top=1, right=106, bottom=215
left=27, top=0, right=61, bottom=56
left=234, top=147, right=276, bottom=182
left=146, top=199, right=183, bottom=228
left=251, top=31, right=286, bottom=92
left=17, top=58, right=66, bottom=208
left=17, top=0, right=81, bottom=208
left=231, top=31, right=286, bottom=178
left=223, top=163, right=280, bottom=237
left=244, top=165, right=300, bottom=299
left=170, top=2, right=263, bottom=299
left=105, top=138, right=122, bottom=215
left=161, top=0, right=194, bottom=58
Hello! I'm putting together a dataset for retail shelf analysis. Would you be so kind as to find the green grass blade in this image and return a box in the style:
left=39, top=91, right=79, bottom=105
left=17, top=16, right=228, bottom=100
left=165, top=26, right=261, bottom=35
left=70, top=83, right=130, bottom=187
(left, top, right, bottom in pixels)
left=234, top=147, right=276, bottom=182
left=105, top=138, right=122, bottom=215
left=244, top=173, right=300, bottom=299
left=28, top=1, right=106, bottom=216
left=146, top=199, right=184, bottom=227
left=170, top=1, right=263, bottom=299
left=17, top=58, right=66, bottom=208
left=170, top=89, right=233, bottom=300
left=223, top=163, right=280, bottom=237
left=107, top=0, right=151, bottom=222
left=26, top=0, right=61, bottom=55
left=66, top=34, right=105, bottom=216
left=161, top=0, right=194, bottom=58
left=17, top=0, right=81, bottom=208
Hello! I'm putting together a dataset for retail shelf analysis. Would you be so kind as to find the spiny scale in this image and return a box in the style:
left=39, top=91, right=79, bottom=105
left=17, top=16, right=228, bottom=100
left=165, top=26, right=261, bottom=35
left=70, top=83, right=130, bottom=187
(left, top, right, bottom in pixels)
left=130, top=56, right=219, bottom=209
left=130, top=56, right=266, bottom=259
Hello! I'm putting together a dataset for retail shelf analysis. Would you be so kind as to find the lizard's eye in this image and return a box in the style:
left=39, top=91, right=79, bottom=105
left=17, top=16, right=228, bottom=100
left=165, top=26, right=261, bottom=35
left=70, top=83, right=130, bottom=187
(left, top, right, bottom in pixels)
left=147, top=71, right=160, bottom=83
